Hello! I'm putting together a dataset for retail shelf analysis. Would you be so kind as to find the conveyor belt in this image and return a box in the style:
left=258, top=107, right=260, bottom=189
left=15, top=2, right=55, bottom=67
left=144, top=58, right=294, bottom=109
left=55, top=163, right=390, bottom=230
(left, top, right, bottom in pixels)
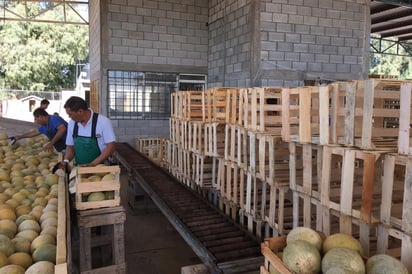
left=114, top=142, right=263, bottom=274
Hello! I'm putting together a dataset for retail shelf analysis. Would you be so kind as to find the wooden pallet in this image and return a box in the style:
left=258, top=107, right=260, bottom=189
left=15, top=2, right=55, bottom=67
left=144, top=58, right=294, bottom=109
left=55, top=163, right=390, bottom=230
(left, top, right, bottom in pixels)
left=398, top=82, right=412, bottom=155
left=72, top=165, right=121, bottom=210
left=240, top=87, right=284, bottom=135
left=281, top=85, right=329, bottom=144
left=329, top=79, right=403, bottom=150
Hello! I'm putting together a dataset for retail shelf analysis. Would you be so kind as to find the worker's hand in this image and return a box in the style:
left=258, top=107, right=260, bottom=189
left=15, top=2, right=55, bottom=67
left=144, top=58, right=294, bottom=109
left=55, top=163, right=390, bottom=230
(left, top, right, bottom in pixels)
left=42, top=142, right=54, bottom=152
left=7, top=136, right=17, bottom=145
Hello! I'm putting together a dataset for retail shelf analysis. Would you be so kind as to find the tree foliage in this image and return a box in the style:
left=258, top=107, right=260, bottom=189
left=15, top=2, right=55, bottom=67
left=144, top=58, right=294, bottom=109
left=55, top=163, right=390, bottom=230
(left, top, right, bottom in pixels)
left=370, top=38, right=412, bottom=80
left=0, top=2, right=89, bottom=91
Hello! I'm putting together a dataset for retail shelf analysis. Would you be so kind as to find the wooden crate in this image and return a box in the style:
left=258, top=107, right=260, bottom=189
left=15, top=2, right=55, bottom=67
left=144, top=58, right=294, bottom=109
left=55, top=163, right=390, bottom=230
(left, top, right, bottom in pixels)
left=376, top=227, right=412, bottom=272
left=182, top=91, right=204, bottom=121
left=255, top=134, right=288, bottom=186
left=320, top=146, right=385, bottom=233
left=220, top=160, right=246, bottom=216
left=187, top=121, right=205, bottom=154
left=398, top=82, right=412, bottom=155
left=260, top=236, right=292, bottom=274
left=204, top=122, right=225, bottom=157
left=224, top=124, right=239, bottom=163
left=329, top=79, right=404, bottom=150
left=171, top=91, right=184, bottom=119
left=378, top=154, right=412, bottom=237
left=261, top=184, right=293, bottom=237
left=72, top=165, right=121, bottom=210
left=203, top=87, right=239, bottom=123
left=281, top=85, right=330, bottom=144
left=135, top=136, right=167, bottom=166
left=239, top=87, right=283, bottom=135
left=192, top=153, right=221, bottom=189
left=76, top=206, right=126, bottom=274
left=288, top=142, right=323, bottom=229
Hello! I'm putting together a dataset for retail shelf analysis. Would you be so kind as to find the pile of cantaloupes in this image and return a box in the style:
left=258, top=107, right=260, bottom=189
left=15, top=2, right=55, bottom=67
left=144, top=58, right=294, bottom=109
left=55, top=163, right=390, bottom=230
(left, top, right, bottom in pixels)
left=269, top=226, right=408, bottom=274
left=0, top=133, right=59, bottom=273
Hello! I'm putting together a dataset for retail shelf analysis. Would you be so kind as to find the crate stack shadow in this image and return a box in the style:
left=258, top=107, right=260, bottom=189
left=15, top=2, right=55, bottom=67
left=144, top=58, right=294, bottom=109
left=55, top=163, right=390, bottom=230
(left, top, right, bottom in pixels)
left=135, top=80, right=412, bottom=272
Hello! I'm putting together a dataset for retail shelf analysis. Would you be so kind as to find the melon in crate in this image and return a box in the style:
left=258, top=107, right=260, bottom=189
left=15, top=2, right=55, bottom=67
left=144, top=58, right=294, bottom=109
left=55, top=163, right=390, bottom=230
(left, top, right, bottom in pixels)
left=321, top=247, right=365, bottom=274
left=366, top=254, right=408, bottom=274
left=286, top=226, right=323, bottom=251
left=322, top=233, right=363, bottom=255
left=282, top=240, right=321, bottom=274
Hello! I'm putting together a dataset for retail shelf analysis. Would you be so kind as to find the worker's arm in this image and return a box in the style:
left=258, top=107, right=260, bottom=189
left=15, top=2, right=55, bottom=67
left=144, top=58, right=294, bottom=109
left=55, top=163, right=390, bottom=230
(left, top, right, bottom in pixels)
left=43, top=124, right=67, bottom=151
left=86, top=142, right=116, bottom=167
left=15, top=129, right=41, bottom=140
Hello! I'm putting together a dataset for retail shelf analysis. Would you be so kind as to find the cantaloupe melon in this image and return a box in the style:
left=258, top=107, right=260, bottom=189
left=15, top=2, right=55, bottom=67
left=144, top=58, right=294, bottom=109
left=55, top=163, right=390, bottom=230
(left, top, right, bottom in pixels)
left=15, top=230, right=39, bottom=242
left=321, top=247, right=365, bottom=274
left=30, top=234, right=56, bottom=253
left=0, top=264, right=25, bottom=274
left=18, top=220, right=40, bottom=233
left=0, top=206, right=16, bottom=221
left=25, top=261, right=55, bottom=274
left=11, top=237, right=31, bottom=253
left=0, top=235, right=14, bottom=256
left=87, top=192, right=105, bottom=202
left=102, top=173, right=115, bottom=181
left=0, top=219, right=17, bottom=236
left=15, top=215, right=35, bottom=227
left=322, top=233, right=363, bottom=255
left=40, top=226, right=57, bottom=238
left=0, top=252, right=9, bottom=267
left=286, top=226, right=323, bottom=251
left=32, top=244, right=56, bottom=263
left=366, top=254, right=408, bottom=274
left=44, top=174, right=58, bottom=186
left=282, top=240, right=321, bottom=274
left=8, top=252, right=33, bottom=269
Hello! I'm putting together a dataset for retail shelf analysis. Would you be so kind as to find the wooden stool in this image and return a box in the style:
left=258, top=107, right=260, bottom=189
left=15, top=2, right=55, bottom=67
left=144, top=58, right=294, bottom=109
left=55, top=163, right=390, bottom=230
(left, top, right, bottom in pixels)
left=77, top=206, right=126, bottom=274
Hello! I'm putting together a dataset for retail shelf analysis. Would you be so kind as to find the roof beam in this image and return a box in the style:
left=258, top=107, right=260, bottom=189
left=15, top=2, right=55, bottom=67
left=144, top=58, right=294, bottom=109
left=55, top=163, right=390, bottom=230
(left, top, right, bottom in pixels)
left=373, top=0, right=412, bottom=8
left=372, top=19, right=412, bottom=32
left=371, top=8, right=412, bottom=24
left=381, top=27, right=412, bottom=38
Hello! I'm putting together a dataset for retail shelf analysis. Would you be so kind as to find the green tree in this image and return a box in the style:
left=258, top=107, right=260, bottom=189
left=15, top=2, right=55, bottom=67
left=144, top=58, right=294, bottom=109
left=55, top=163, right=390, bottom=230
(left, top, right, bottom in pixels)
left=0, top=2, right=89, bottom=91
left=370, top=38, right=412, bottom=80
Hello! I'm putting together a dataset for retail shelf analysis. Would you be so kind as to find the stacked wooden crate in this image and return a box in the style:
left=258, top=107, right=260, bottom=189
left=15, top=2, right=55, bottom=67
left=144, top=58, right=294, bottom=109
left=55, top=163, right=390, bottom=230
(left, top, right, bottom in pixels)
left=166, top=79, right=412, bottom=272
left=260, top=79, right=412, bottom=273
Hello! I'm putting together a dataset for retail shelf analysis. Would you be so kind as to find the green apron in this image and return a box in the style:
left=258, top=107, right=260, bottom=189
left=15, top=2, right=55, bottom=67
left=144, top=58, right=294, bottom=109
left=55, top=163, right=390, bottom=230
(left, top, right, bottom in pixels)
left=73, top=113, right=101, bottom=165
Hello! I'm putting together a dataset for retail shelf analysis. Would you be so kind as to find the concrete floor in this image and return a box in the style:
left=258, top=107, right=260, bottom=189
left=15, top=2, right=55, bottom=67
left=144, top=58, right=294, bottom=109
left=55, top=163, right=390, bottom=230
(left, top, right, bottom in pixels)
left=0, top=117, right=203, bottom=274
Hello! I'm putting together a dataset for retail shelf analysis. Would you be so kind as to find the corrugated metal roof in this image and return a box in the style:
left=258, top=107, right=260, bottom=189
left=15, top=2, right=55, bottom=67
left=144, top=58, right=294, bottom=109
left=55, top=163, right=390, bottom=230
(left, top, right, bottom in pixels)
left=371, top=0, right=412, bottom=41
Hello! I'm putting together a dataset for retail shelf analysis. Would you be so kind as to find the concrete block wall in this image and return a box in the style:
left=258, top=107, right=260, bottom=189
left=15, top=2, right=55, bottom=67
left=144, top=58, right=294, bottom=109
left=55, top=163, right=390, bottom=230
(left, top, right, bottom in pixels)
left=89, top=0, right=209, bottom=146
left=208, top=0, right=254, bottom=87
left=106, top=0, right=209, bottom=69
left=258, top=0, right=369, bottom=86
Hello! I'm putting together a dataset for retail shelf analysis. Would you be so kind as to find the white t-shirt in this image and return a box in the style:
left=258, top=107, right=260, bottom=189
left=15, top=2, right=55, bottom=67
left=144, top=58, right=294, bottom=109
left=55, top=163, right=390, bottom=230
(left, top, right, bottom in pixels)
left=66, top=109, right=116, bottom=153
